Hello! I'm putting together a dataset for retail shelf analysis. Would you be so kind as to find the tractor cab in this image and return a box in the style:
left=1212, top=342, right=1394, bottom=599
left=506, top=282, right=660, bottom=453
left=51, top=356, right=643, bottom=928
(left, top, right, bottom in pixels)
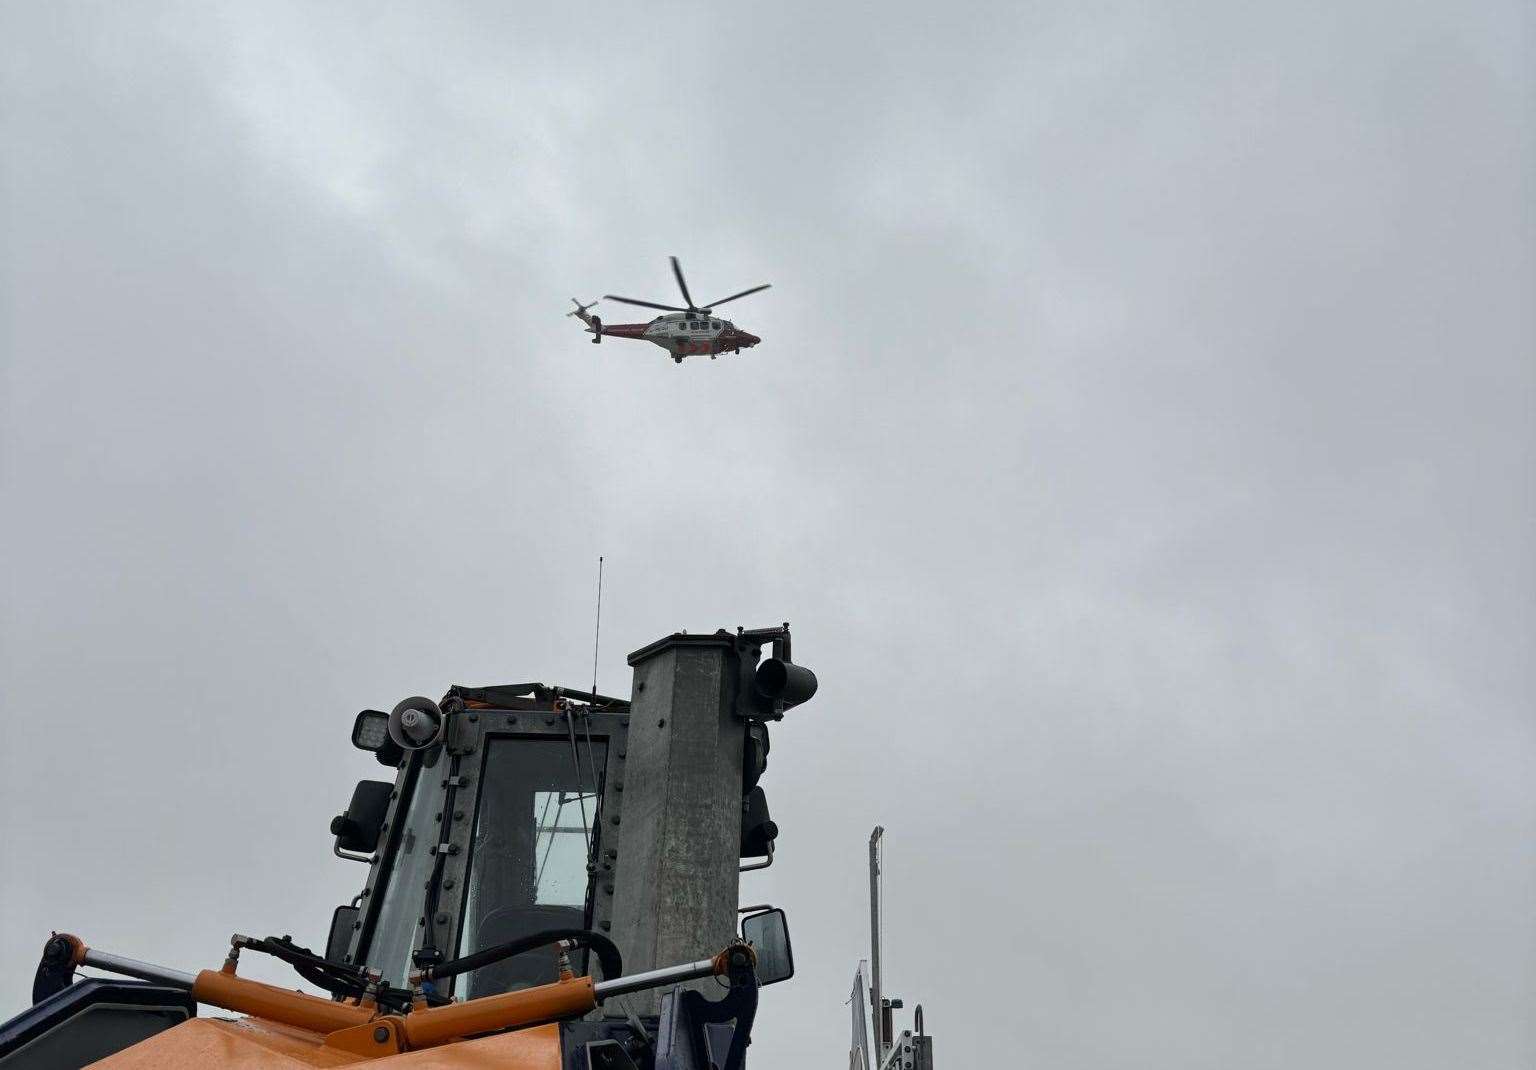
left=331, top=684, right=631, bottom=1000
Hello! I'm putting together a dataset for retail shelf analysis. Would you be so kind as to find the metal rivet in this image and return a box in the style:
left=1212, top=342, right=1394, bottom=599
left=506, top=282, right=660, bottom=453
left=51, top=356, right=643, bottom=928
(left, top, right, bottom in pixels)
left=443, top=878, right=455, bottom=890
left=657, top=719, right=666, bottom=728
left=617, top=749, right=626, bottom=760
left=615, top=782, right=623, bottom=792
left=467, top=711, right=479, bottom=722
left=454, top=810, right=464, bottom=820
left=374, top=1026, right=390, bottom=1043
left=435, top=913, right=449, bottom=924
left=610, top=814, right=620, bottom=825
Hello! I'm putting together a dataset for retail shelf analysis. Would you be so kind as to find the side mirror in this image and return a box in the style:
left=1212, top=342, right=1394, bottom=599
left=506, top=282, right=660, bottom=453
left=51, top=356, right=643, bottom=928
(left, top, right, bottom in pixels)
left=740, top=908, right=794, bottom=985
left=326, top=905, right=359, bottom=962
left=330, top=780, right=393, bottom=857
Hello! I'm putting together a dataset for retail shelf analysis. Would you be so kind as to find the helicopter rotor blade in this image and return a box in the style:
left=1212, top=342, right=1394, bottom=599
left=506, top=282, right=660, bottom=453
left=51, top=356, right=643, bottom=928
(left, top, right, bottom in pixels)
left=701, top=283, right=771, bottom=308
left=604, top=295, right=688, bottom=312
left=670, top=256, right=697, bottom=310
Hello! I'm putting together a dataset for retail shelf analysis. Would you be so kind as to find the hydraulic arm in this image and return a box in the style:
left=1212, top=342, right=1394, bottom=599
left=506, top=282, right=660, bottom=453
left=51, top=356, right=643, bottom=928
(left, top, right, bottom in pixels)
left=40, top=932, right=757, bottom=1058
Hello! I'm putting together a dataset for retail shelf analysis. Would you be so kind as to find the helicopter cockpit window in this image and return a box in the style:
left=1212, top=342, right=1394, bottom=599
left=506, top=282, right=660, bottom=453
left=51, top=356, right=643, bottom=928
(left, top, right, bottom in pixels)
left=456, top=736, right=606, bottom=999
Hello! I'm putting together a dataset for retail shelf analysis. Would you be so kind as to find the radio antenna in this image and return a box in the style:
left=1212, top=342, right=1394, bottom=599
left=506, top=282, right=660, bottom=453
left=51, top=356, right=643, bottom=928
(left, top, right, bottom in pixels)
left=590, top=556, right=604, bottom=699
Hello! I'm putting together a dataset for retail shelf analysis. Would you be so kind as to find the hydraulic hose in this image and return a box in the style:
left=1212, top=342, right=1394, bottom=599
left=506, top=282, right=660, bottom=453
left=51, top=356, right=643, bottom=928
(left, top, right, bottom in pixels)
left=242, top=935, right=420, bottom=1013
left=421, top=928, right=622, bottom=984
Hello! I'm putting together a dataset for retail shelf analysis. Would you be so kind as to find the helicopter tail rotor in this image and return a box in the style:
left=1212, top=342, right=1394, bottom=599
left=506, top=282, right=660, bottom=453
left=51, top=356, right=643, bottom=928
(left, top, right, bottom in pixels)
left=568, top=298, right=602, bottom=342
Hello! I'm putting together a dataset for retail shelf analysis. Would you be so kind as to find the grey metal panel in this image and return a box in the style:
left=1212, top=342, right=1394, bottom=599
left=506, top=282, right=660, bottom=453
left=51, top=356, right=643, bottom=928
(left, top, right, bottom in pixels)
left=878, top=1030, right=932, bottom=1070
left=610, top=638, right=748, bottom=1015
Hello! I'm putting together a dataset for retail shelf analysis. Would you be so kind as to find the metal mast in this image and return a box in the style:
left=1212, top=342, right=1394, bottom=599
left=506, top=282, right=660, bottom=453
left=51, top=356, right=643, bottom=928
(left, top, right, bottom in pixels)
left=869, top=825, right=885, bottom=1061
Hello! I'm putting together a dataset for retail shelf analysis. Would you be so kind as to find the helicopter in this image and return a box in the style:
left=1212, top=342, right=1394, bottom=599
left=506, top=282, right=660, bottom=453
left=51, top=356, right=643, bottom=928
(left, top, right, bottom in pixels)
left=567, top=256, right=769, bottom=363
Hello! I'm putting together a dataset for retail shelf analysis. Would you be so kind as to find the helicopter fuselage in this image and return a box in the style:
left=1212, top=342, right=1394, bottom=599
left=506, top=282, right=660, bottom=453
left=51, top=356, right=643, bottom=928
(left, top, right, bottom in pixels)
left=596, top=312, right=761, bottom=362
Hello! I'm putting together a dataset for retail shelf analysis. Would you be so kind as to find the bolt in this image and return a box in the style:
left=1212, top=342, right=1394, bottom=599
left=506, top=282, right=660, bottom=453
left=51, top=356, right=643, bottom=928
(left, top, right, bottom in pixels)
left=657, top=718, right=666, bottom=728
left=454, top=809, right=464, bottom=820
left=617, top=749, right=626, bottom=760
left=373, top=1026, right=390, bottom=1043
left=637, top=681, right=646, bottom=692
left=604, top=882, right=614, bottom=894
left=435, top=913, right=449, bottom=924
left=467, top=711, right=478, bottom=722
left=615, top=781, right=624, bottom=792
left=443, top=878, right=455, bottom=890
left=610, top=814, right=620, bottom=825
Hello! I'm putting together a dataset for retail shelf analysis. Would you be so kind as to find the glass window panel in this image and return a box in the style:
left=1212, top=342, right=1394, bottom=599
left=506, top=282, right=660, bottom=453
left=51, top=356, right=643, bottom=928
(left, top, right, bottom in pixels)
left=457, top=736, right=606, bottom=998
left=366, top=751, right=447, bottom=986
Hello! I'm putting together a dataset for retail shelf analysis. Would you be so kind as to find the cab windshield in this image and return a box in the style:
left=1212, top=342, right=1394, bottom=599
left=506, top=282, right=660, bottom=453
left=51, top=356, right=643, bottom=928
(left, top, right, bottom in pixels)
left=456, top=736, right=605, bottom=997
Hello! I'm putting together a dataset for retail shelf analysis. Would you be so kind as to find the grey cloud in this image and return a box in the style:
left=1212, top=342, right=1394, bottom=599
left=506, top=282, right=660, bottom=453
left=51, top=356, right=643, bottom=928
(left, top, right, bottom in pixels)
left=2, top=2, right=1532, bottom=1066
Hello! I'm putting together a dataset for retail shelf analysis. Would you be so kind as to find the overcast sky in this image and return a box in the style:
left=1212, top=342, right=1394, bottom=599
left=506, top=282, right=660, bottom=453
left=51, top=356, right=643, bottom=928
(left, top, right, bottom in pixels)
left=2, top=2, right=1533, bottom=1066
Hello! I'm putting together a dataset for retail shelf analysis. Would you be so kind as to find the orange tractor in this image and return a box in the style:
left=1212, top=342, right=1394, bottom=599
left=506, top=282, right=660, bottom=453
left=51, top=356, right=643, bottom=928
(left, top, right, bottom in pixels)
left=2, top=626, right=813, bottom=1069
